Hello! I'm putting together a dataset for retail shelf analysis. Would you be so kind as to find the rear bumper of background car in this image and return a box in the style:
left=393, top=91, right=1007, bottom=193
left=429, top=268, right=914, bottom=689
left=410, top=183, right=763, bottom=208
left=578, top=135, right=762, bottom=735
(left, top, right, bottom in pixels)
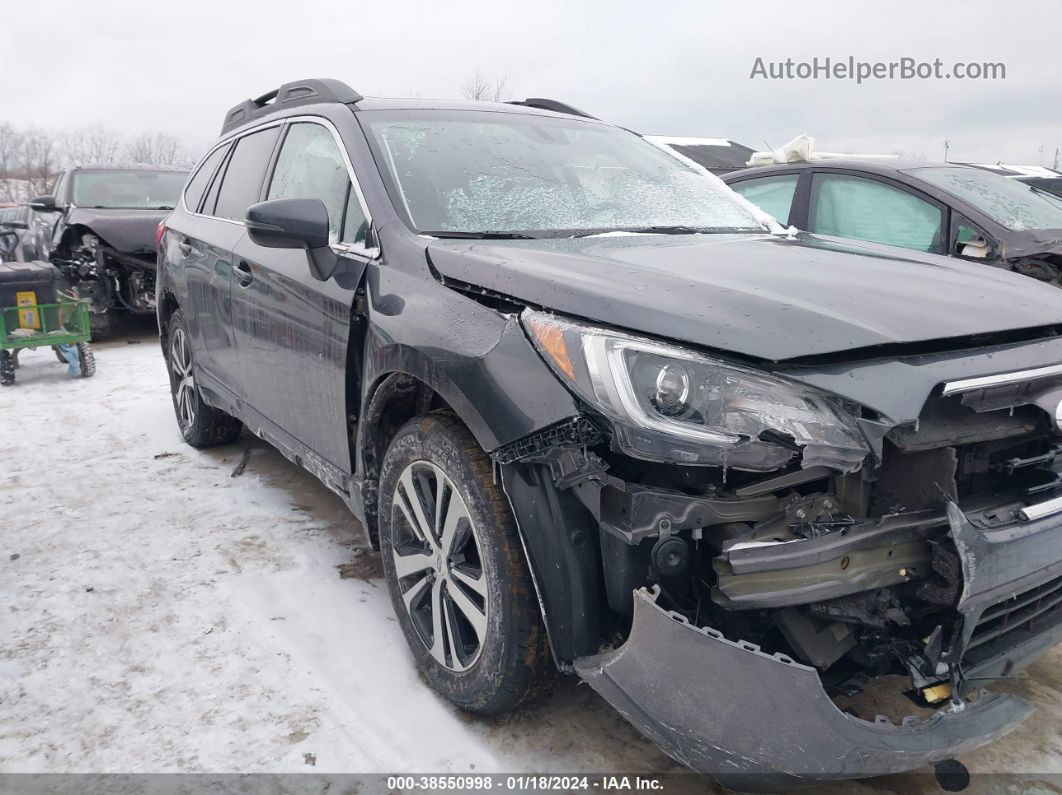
left=575, top=588, right=1034, bottom=786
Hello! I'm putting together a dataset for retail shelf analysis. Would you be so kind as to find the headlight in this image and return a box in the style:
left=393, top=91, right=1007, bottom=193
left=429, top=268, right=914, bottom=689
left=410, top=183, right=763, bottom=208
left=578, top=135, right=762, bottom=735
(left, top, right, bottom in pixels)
left=523, top=310, right=869, bottom=471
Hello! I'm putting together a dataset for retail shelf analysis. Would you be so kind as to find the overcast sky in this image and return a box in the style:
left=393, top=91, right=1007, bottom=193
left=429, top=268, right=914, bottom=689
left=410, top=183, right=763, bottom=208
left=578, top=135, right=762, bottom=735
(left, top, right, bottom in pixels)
left=2, top=0, right=1059, bottom=166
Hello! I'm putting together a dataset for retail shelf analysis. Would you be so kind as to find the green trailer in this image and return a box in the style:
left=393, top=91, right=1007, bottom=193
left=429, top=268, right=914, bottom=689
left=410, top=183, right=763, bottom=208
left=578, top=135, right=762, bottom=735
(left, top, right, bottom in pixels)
left=0, top=299, right=96, bottom=386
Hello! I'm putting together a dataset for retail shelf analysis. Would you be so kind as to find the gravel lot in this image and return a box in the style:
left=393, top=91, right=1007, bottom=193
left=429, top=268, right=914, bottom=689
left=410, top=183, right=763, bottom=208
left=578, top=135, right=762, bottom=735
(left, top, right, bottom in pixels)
left=1, top=326, right=1060, bottom=793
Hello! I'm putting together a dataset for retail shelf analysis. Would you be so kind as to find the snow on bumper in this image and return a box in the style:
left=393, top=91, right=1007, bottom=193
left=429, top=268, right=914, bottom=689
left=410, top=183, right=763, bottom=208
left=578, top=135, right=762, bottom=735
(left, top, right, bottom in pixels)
left=574, top=587, right=1033, bottom=784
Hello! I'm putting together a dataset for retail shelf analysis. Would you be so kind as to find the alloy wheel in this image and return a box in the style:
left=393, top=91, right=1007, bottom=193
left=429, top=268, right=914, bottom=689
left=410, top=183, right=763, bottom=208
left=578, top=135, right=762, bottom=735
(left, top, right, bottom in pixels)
left=390, top=461, right=489, bottom=671
left=170, top=327, right=197, bottom=428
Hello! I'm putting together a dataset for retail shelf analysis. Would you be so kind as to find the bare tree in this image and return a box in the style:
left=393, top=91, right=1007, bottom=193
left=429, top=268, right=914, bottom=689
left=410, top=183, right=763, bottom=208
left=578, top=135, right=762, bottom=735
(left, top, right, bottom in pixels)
left=0, top=123, right=21, bottom=201
left=62, top=124, right=123, bottom=166
left=0, top=122, right=195, bottom=201
left=16, top=127, right=59, bottom=197
left=460, top=71, right=510, bottom=102
left=124, top=131, right=181, bottom=166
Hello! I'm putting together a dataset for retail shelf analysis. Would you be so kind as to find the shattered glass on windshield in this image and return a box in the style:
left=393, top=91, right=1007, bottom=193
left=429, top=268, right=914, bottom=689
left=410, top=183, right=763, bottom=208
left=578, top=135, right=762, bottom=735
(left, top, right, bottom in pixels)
left=367, top=114, right=762, bottom=235
left=911, top=166, right=1062, bottom=231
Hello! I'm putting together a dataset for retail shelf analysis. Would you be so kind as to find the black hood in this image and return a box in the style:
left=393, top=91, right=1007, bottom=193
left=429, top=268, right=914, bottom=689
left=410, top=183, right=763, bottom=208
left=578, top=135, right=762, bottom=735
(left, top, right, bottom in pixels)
left=65, top=207, right=169, bottom=253
left=426, top=232, right=1062, bottom=361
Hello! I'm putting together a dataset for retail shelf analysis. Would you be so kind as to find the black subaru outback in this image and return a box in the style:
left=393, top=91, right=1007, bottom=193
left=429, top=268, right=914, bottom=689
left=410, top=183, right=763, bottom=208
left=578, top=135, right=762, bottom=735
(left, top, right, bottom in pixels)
left=158, top=79, right=1062, bottom=786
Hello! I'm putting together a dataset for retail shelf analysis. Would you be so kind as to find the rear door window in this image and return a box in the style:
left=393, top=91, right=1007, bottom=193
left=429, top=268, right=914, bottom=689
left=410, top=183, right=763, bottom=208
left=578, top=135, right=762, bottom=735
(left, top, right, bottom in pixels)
left=184, top=145, right=229, bottom=213
left=213, top=127, right=281, bottom=221
left=809, top=173, right=944, bottom=253
left=730, top=175, right=799, bottom=224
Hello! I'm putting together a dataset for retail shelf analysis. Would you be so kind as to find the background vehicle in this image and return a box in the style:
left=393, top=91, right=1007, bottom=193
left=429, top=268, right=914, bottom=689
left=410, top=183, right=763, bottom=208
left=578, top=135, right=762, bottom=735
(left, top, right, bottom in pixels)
left=29, top=164, right=189, bottom=333
left=1015, top=175, right=1062, bottom=199
left=725, top=159, right=1062, bottom=284
left=0, top=204, right=44, bottom=261
left=961, top=162, right=1062, bottom=200
left=158, top=79, right=1062, bottom=785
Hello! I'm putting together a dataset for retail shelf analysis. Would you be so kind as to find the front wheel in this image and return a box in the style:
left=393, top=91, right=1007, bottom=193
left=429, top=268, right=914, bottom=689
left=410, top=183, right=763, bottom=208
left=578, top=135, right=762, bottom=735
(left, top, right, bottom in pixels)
left=379, top=413, right=549, bottom=714
left=165, top=308, right=241, bottom=448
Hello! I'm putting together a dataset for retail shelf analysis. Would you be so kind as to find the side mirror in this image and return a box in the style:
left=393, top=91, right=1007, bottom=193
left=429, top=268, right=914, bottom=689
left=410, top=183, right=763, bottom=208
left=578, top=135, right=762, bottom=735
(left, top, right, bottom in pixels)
left=246, top=197, right=336, bottom=281
left=29, top=195, right=58, bottom=213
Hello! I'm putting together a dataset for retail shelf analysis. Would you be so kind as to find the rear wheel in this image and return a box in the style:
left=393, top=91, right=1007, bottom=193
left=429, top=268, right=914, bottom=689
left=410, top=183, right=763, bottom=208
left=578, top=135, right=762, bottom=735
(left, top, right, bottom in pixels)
left=165, top=308, right=241, bottom=448
left=379, top=413, right=549, bottom=714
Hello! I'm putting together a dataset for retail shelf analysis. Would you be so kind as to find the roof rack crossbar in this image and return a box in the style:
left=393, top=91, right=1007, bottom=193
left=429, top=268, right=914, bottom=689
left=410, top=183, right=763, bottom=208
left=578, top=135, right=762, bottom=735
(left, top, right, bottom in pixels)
left=221, top=78, right=363, bottom=135
left=507, top=98, right=597, bottom=120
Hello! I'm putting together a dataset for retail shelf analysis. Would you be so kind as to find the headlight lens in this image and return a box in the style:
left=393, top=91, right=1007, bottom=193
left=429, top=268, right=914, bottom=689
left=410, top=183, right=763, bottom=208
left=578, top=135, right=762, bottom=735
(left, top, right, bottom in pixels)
left=524, top=310, right=869, bottom=471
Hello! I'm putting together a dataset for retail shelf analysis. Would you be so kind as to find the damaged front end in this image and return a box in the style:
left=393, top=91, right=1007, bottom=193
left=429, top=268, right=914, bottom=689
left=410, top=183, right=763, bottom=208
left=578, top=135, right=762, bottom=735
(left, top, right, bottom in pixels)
left=576, top=587, right=1031, bottom=784
left=500, top=310, right=1062, bottom=781
left=52, top=230, right=158, bottom=320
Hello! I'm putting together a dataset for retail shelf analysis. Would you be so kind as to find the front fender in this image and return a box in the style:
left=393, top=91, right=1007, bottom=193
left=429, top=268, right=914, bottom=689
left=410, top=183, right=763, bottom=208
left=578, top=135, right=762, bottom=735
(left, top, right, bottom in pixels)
left=362, top=258, right=580, bottom=455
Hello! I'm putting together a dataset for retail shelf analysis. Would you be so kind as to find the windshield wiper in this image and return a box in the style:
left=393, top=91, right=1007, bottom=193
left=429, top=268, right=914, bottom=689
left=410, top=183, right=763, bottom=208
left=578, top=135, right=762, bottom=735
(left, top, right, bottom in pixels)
left=85, top=205, right=173, bottom=210
left=421, top=230, right=538, bottom=240
left=570, top=225, right=723, bottom=237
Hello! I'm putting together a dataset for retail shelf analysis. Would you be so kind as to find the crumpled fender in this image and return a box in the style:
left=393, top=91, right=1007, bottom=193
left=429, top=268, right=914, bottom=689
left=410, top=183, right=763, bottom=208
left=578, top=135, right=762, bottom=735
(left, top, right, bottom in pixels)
left=575, top=587, right=1033, bottom=786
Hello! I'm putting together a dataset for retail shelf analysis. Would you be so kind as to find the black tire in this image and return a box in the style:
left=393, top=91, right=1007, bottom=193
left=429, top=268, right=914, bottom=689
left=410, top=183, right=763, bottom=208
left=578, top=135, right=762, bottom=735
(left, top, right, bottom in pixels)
left=0, top=350, right=14, bottom=386
left=53, top=346, right=66, bottom=364
left=164, top=308, right=242, bottom=448
left=76, top=343, right=95, bottom=378
left=379, top=413, right=549, bottom=714
left=89, top=311, right=112, bottom=339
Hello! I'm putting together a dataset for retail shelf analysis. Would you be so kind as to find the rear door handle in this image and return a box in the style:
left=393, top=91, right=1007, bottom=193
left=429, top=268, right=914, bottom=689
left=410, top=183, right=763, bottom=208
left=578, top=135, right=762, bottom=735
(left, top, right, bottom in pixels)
left=233, top=259, right=254, bottom=287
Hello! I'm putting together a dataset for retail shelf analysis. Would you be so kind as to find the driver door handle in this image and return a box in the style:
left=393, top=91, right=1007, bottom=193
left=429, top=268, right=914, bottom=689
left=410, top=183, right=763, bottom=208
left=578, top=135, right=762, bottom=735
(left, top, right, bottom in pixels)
left=233, top=259, right=254, bottom=287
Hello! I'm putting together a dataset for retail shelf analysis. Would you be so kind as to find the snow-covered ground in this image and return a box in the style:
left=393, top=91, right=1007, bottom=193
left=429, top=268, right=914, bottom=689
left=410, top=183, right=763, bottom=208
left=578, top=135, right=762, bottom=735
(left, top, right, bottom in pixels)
left=1, top=329, right=1060, bottom=792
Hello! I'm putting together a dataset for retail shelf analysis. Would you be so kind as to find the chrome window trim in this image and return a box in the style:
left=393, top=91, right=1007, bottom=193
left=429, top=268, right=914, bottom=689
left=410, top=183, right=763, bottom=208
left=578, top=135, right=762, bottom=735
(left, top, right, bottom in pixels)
left=179, top=114, right=379, bottom=258
left=942, top=363, right=1062, bottom=395
left=1019, top=493, right=1062, bottom=521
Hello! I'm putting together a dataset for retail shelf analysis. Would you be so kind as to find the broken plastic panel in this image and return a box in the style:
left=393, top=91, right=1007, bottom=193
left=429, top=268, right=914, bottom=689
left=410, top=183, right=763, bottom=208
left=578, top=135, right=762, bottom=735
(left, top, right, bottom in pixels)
left=523, top=309, right=870, bottom=471
left=575, top=587, right=1032, bottom=782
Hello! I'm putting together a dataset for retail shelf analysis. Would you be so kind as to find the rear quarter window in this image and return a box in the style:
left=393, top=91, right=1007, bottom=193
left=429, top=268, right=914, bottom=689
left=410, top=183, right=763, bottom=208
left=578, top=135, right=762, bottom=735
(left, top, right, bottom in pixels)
left=183, top=145, right=230, bottom=213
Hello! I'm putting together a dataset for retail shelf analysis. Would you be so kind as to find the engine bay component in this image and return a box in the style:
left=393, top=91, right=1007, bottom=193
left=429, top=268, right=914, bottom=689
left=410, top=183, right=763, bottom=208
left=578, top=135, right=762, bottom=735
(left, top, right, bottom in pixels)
left=650, top=536, right=690, bottom=577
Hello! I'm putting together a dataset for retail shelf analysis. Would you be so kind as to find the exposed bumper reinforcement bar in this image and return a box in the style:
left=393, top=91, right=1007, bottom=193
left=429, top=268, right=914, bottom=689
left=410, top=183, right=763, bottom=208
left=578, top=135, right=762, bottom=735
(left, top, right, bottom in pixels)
left=575, top=587, right=1032, bottom=786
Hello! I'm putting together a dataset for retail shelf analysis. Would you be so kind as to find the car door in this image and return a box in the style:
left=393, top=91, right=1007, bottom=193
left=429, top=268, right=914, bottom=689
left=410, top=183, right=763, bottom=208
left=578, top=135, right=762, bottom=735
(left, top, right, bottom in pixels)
left=806, top=171, right=946, bottom=254
left=729, top=173, right=802, bottom=226
left=230, top=119, right=374, bottom=473
left=176, top=127, right=281, bottom=399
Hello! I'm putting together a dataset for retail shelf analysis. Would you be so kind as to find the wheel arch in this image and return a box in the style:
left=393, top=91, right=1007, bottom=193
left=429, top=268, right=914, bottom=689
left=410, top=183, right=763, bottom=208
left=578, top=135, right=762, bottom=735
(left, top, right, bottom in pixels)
left=158, top=291, right=180, bottom=334
left=358, top=366, right=605, bottom=671
left=357, top=368, right=455, bottom=548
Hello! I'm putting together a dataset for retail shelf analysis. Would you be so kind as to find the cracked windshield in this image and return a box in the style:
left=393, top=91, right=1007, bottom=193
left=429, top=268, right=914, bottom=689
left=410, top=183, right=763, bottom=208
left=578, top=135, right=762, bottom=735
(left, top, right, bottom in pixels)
left=366, top=112, right=761, bottom=236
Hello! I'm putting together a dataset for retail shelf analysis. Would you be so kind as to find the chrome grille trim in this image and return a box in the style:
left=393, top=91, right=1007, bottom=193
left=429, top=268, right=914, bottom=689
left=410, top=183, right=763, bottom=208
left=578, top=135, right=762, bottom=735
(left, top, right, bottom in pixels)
left=942, top=363, right=1062, bottom=395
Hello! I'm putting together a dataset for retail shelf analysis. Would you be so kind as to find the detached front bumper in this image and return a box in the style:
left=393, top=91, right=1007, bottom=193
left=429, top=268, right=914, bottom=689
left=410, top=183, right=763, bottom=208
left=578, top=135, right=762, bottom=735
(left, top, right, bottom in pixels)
left=575, top=588, right=1033, bottom=785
